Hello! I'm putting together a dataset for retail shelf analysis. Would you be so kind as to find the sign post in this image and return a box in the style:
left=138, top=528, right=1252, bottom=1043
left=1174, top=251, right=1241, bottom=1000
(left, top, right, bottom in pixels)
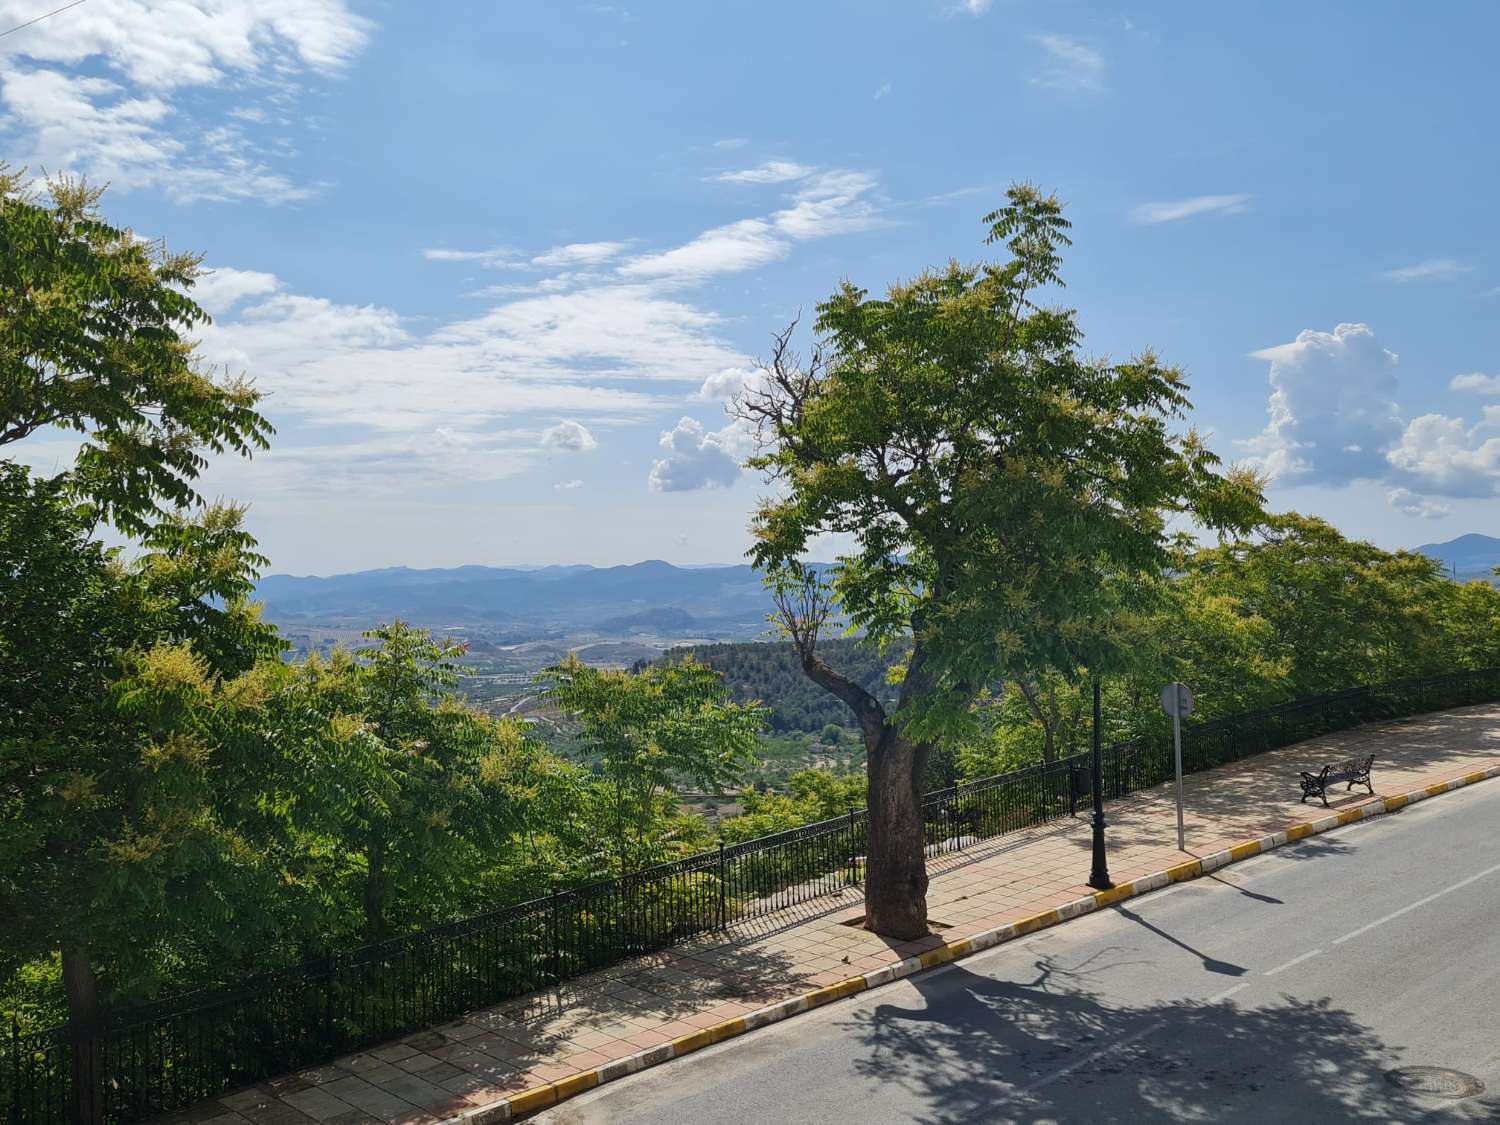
left=1160, top=682, right=1195, bottom=851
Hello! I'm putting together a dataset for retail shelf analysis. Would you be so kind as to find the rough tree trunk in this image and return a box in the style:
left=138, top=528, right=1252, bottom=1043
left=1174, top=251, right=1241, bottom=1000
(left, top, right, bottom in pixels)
left=364, top=840, right=387, bottom=944
left=1018, top=679, right=1057, bottom=766
left=862, top=729, right=930, bottom=940
left=62, top=942, right=103, bottom=1125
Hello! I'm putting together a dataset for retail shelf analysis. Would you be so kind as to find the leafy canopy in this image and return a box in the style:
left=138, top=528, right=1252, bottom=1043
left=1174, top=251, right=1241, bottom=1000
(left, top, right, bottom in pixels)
left=543, top=655, right=765, bottom=871
left=0, top=170, right=271, bottom=533
left=738, top=185, right=1264, bottom=737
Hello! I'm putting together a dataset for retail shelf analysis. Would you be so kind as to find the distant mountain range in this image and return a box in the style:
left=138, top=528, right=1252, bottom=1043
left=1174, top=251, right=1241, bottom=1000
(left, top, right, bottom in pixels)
left=1415, top=533, right=1500, bottom=581
left=258, top=533, right=1500, bottom=636
left=255, top=561, right=785, bottom=635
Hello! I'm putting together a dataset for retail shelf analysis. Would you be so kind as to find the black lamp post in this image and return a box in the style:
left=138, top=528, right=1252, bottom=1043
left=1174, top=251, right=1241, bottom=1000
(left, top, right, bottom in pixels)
left=1087, top=678, right=1113, bottom=890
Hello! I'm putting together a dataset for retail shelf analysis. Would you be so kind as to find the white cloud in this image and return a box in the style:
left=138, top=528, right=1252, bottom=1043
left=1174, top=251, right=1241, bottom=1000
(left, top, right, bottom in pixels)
left=1130, top=193, right=1251, bottom=225
left=648, top=417, right=750, bottom=492
left=554, top=479, right=584, bottom=491
left=422, top=247, right=520, bottom=268
left=191, top=272, right=727, bottom=433
left=1387, top=410, right=1500, bottom=499
left=1244, top=321, right=1500, bottom=507
left=712, top=138, right=749, bottom=150
left=712, top=161, right=813, bottom=185
left=541, top=420, right=598, bottom=451
left=190, top=267, right=281, bottom=316
left=619, top=167, right=880, bottom=282
left=771, top=170, right=881, bottom=240
left=1378, top=258, right=1472, bottom=283
left=1243, top=322, right=1403, bottom=484
left=1386, top=488, right=1450, bottom=520
left=697, top=367, right=760, bottom=401
left=531, top=241, right=628, bottom=268
left=1480, top=286, right=1500, bottom=298
left=0, top=0, right=369, bottom=88
left=0, top=0, right=370, bottom=204
left=873, top=81, right=892, bottom=100
left=618, top=219, right=786, bottom=280
left=1450, top=372, right=1500, bottom=395
left=1030, top=34, right=1105, bottom=93
left=957, top=0, right=992, bottom=13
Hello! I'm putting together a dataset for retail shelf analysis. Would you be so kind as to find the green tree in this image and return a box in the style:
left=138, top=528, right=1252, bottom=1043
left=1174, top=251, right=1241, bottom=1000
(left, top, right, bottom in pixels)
left=543, top=655, right=765, bottom=873
left=1184, top=514, right=1450, bottom=694
left=285, top=623, right=543, bottom=943
left=1, top=172, right=271, bottom=534
left=2, top=172, right=275, bottom=1122
left=735, top=186, right=1263, bottom=937
left=0, top=472, right=290, bottom=1122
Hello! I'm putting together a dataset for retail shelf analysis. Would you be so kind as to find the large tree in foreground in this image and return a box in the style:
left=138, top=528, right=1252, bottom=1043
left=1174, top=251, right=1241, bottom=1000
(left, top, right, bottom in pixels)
left=735, top=186, right=1264, bottom=939
left=1, top=169, right=270, bottom=534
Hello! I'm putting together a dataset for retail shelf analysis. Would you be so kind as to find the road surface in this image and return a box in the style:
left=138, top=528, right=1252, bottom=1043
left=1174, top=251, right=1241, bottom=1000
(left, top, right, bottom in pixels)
left=538, top=777, right=1500, bottom=1123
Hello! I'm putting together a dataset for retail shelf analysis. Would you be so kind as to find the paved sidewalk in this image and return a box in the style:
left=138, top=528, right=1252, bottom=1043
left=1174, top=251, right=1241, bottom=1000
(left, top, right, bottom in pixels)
left=171, top=704, right=1500, bottom=1125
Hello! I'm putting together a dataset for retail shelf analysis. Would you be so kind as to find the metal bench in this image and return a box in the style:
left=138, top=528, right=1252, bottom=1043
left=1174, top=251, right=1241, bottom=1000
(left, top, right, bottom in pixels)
left=1298, top=754, right=1375, bottom=806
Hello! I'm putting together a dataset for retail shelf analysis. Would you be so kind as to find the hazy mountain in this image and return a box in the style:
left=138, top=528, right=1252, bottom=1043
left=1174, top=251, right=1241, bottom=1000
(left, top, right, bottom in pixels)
left=1415, top=533, right=1500, bottom=580
left=255, top=561, right=779, bottom=633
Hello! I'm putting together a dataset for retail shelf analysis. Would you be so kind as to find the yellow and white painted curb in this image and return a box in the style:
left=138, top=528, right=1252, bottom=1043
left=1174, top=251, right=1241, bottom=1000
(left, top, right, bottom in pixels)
left=445, top=763, right=1500, bottom=1123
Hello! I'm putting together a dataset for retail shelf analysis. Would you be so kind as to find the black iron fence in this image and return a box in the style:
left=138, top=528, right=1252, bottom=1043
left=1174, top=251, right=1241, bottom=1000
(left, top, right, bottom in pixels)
left=7, top=667, right=1499, bottom=1123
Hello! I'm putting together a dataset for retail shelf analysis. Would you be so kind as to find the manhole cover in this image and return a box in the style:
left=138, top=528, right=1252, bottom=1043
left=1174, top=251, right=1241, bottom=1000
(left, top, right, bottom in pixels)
left=1384, top=1067, right=1485, bottom=1099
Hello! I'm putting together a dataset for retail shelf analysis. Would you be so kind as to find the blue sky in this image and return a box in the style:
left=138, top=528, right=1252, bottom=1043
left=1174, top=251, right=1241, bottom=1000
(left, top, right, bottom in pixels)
left=4, top=0, right=1498, bottom=574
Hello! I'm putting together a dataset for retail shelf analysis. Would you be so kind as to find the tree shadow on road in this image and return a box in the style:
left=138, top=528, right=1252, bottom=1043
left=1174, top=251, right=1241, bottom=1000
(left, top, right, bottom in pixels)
left=843, top=955, right=1434, bottom=1124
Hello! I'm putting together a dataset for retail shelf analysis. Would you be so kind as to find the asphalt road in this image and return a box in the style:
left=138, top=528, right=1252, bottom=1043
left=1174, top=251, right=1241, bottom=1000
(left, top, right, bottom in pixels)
left=538, top=779, right=1500, bottom=1124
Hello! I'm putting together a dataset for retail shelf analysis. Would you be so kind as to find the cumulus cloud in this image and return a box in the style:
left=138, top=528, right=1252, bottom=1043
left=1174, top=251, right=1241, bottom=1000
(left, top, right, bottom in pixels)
left=554, top=479, right=584, bottom=491
left=957, top=0, right=992, bottom=13
left=1450, top=372, right=1500, bottom=395
left=1378, top=259, right=1472, bottom=283
left=648, top=417, right=750, bottom=492
left=0, top=0, right=370, bottom=203
left=190, top=267, right=281, bottom=316
left=541, top=420, right=598, bottom=452
left=697, top=367, right=761, bottom=401
left=712, top=161, right=813, bottom=185
left=1245, top=322, right=1500, bottom=511
left=1030, top=34, right=1105, bottom=93
left=1130, top=194, right=1251, bottom=225
left=1243, top=323, right=1403, bottom=485
left=1386, top=488, right=1450, bottom=520
left=1387, top=410, right=1500, bottom=499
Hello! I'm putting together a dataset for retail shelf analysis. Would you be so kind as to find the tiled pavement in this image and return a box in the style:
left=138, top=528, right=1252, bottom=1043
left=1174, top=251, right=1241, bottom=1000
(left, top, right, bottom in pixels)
left=165, top=703, right=1500, bottom=1125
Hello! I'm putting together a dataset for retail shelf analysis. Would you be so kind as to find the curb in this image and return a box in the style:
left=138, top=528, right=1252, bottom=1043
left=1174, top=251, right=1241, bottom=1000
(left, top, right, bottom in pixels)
left=446, top=763, right=1500, bottom=1123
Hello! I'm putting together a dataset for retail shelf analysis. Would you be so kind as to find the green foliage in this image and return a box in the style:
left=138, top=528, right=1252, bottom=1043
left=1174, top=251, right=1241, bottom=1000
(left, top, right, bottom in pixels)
left=0, top=172, right=271, bottom=535
left=0, top=469, right=294, bottom=1002
left=637, top=638, right=908, bottom=733
left=720, top=769, right=866, bottom=843
left=265, top=623, right=561, bottom=942
left=542, top=655, right=765, bottom=872
left=742, top=184, right=1265, bottom=745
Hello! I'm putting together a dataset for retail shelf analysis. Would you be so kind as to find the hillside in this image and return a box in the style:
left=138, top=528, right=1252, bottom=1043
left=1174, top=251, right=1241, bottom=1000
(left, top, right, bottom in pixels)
left=1415, top=533, right=1500, bottom=582
left=640, top=637, right=911, bottom=733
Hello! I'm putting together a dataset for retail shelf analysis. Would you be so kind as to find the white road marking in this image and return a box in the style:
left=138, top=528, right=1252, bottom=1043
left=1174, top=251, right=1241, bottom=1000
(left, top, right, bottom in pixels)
left=1331, top=858, right=1500, bottom=946
left=1021, top=1021, right=1164, bottom=1093
left=1264, top=948, right=1322, bottom=977
left=1208, top=982, right=1250, bottom=1003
